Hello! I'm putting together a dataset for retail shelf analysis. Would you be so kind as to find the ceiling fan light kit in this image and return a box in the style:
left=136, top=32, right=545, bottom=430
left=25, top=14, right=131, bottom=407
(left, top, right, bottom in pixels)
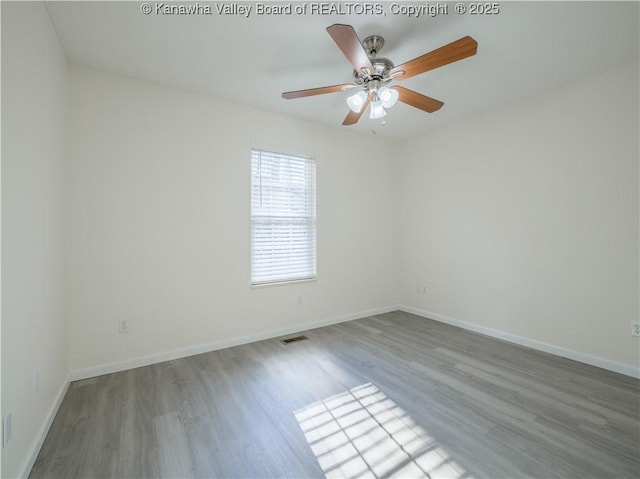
left=378, top=86, right=399, bottom=108
left=282, top=24, right=478, bottom=126
left=346, top=90, right=367, bottom=113
left=369, top=93, right=386, bottom=119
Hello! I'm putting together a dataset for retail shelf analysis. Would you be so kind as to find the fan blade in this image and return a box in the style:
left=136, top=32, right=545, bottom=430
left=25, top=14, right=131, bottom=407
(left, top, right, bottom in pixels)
left=393, top=86, right=444, bottom=113
left=282, top=84, right=355, bottom=99
left=391, top=36, right=477, bottom=81
left=342, top=97, right=370, bottom=125
left=327, top=24, right=374, bottom=76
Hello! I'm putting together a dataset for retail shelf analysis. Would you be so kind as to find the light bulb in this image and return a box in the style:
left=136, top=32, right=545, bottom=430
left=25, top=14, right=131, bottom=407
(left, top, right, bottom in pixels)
left=346, top=91, right=367, bottom=113
left=369, top=100, right=386, bottom=119
left=378, top=87, right=399, bottom=108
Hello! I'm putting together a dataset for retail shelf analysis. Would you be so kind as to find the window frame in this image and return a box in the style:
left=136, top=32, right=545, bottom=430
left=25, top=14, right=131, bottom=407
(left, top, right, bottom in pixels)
left=250, top=148, right=317, bottom=286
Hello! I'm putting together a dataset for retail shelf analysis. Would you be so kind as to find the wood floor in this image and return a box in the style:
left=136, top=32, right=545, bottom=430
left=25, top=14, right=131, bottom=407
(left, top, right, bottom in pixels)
left=30, top=311, right=639, bottom=478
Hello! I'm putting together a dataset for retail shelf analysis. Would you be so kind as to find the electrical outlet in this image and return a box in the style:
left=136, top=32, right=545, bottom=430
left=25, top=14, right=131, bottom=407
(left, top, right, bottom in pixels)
left=422, top=285, right=428, bottom=295
left=118, top=320, right=130, bottom=334
left=33, top=368, right=40, bottom=397
left=297, top=295, right=303, bottom=305
left=3, top=412, right=12, bottom=447
left=632, top=322, right=640, bottom=337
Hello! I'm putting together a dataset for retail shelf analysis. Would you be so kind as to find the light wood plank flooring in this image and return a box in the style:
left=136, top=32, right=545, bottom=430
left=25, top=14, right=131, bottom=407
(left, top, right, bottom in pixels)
left=30, top=311, right=640, bottom=478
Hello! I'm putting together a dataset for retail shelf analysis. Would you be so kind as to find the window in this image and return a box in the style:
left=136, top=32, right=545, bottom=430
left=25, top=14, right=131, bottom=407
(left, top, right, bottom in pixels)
left=251, top=149, right=316, bottom=285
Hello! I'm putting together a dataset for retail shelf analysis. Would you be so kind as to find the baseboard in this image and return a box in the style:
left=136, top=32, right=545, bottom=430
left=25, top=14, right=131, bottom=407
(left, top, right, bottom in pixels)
left=70, top=305, right=398, bottom=381
left=20, top=371, right=72, bottom=478
left=70, top=303, right=639, bottom=383
left=399, top=305, right=640, bottom=379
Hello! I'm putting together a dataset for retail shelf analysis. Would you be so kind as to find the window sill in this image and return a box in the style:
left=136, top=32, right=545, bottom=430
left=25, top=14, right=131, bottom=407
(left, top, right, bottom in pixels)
left=250, top=277, right=317, bottom=288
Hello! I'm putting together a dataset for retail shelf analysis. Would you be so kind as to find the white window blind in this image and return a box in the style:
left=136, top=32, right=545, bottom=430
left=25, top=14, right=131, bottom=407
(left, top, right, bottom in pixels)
left=251, top=149, right=316, bottom=285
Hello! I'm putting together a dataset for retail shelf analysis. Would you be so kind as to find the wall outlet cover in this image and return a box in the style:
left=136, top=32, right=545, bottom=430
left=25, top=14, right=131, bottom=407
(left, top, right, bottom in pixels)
left=34, top=368, right=40, bottom=397
left=118, top=319, right=130, bottom=334
left=3, top=412, right=12, bottom=447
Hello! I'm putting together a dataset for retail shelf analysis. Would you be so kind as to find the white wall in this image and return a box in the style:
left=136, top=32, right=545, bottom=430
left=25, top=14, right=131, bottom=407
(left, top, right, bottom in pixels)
left=67, top=65, right=399, bottom=372
left=399, top=62, right=640, bottom=370
left=67, top=61, right=640, bottom=375
left=1, top=2, right=70, bottom=477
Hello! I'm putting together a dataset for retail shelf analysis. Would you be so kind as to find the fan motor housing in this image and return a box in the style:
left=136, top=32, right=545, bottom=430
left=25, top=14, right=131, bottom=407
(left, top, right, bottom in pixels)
left=353, top=57, right=394, bottom=84
left=353, top=34, right=394, bottom=84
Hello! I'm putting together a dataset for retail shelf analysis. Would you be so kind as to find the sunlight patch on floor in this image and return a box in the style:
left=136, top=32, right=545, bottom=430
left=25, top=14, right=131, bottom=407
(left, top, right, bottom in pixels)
left=295, top=383, right=471, bottom=478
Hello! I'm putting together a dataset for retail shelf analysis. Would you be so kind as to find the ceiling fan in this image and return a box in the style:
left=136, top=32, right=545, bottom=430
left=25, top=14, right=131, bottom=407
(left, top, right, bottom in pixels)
left=282, top=24, right=478, bottom=125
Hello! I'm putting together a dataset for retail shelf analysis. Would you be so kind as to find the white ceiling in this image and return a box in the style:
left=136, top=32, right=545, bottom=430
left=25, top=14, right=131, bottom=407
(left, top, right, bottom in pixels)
left=46, top=1, right=639, bottom=140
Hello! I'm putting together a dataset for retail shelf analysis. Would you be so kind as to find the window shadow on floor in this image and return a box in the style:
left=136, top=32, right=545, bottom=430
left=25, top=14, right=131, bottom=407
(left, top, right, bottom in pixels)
left=295, top=382, right=472, bottom=478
